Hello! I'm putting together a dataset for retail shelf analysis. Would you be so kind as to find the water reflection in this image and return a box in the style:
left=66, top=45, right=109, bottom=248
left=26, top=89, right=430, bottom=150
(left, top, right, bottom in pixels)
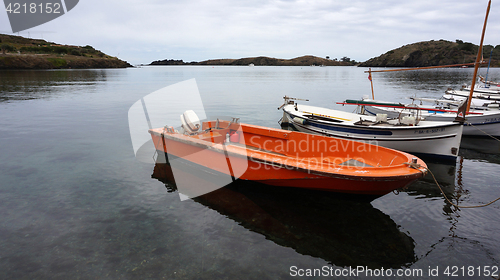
left=402, top=135, right=500, bottom=219
left=377, top=69, right=477, bottom=93
left=280, top=122, right=499, bottom=218
left=151, top=161, right=416, bottom=269
left=0, top=70, right=107, bottom=102
left=460, top=136, right=500, bottom=163
left=403, top=159, right=460, bottom=217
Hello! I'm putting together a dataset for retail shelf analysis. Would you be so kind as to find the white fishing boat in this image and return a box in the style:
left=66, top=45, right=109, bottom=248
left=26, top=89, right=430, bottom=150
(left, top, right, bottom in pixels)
left=479, top=75, right=500, bottom=87
left=280, top=97, right=463, bottom=160
left=445, top=87, right=500, bottom=101
left=461, top=85, right=500, bottom=95
left=441, top=91, right=500, bottom=110
left=443, top=77, right=500, bottom=105
left=461, top=75, right=500, bottom=94
left=348, top=98, right=500, bottom=137
left=353, top=1, right=497, bottom=137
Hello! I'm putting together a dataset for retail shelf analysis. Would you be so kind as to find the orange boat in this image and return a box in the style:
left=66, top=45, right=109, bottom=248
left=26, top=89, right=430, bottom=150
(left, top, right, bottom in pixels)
left=148, top=111, right=427, bottom=196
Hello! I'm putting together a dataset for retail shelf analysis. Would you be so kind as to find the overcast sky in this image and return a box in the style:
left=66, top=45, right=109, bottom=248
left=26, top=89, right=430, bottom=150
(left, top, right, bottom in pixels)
left=1, top=0, right=499, bottom=65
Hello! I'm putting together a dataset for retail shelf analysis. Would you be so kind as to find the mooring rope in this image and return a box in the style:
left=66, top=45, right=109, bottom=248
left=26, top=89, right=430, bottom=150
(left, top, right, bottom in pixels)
left=428, top=168, right=500, bottom=208
left=406, top=162, right=500, bottom=209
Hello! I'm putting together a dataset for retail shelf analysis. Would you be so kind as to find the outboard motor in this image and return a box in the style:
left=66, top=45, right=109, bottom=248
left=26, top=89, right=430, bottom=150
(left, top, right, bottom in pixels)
left=180, top=110, right=200, bottom=134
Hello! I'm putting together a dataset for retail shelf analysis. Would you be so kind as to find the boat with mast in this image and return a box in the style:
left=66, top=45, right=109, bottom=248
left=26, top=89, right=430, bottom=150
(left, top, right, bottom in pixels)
left=341, top=0, right=499, bottom=137
left=279, top=96, right=463, bottom=160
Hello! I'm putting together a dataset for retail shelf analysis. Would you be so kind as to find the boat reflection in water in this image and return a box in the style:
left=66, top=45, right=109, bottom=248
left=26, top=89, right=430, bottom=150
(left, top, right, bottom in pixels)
left=392, top=134, right=500, bottom=216
left=403, top=159, right=459, bottom=215
left=281, top=121, right=459, bottom=213
left=460, top=136, right=500, bottom=162
left=151, top=158, right=416, bottom=269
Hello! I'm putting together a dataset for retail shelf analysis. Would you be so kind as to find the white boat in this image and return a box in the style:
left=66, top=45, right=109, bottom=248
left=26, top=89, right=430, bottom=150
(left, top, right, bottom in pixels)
left=350, top=98, right=500, bottom=137
left=444, top=77, right=500, bottom=107
left=445, top=88, right=500, bottom=101
left=479, top=75, right=500, bottom=87
left=441, top=91, right=500, bottom=110
left=461, top=85, right=500, bottom=94
left=353, top=1, right=497, bottom=138
left=461, top=76, right=500, bottom=94
left=280, top=97, right=463, bottom=160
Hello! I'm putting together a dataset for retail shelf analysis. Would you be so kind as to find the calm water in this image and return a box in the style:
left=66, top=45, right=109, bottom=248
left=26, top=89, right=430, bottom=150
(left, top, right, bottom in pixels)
left=0, top=66, right=499, bottom=279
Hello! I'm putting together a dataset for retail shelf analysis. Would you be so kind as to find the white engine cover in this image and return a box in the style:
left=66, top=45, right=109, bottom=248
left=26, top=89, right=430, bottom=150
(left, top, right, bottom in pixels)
left=180, top=110, right=200, bottom=133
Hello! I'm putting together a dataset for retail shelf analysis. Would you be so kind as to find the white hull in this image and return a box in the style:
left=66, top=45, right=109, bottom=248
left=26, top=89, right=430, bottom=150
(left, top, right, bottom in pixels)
left=363, top=105, right=500, bottom=137
left=283, top=104, right=463, bottom=160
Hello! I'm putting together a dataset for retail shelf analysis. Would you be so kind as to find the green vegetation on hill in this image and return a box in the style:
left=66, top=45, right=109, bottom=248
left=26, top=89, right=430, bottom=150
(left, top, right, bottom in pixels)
left=0, top=34, right=132, bottom=69
left=151, top=55, right=357, bottom=66
left=359, top=39, right=500, bottom=67
left=199, top=55, right=356, bottom=66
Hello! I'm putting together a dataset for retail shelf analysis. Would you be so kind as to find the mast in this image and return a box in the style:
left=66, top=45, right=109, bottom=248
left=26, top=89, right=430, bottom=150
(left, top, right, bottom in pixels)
left=368, top=68, right=375, bottom=99
left=467, top=0, right=491, bottom=113
left=484, top=48, right=493, bottom=88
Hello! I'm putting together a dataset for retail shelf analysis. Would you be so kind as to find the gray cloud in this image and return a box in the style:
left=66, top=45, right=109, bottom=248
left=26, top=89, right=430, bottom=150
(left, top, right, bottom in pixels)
left=1, top=0, right=498, bottom=65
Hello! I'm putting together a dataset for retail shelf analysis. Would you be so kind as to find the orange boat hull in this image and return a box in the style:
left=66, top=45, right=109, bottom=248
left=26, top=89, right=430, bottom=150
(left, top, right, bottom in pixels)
left=149, top=121, right=426, bottom=196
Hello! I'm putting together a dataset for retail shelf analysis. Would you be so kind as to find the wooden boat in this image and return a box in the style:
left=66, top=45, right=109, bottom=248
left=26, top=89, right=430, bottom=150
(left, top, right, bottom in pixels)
left=281, top=97, right=463, bottom=160
left=459, top=75, right=500, bottom=94
left=343, top=98, right=500, bottom=137
left=148, top=111, right=427, bottom=196
left=479, top=75, right=500, bottom=87
left=445, top=87, right=500, bottom=102
left=460, top=85, right=500, bottom=95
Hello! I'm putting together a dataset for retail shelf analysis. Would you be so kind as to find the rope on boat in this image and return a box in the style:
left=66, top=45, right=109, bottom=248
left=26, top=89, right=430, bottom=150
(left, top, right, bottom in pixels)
left=465, top=120, right=500, bottom=143
left=405, top=162, right=500, bottom=209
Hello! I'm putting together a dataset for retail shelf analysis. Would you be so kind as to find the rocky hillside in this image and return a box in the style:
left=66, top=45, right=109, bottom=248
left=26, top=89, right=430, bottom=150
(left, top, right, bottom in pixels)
left=359, top=39, right=500, bottom=67
left=198, top=55, right=355, bottom=66
left=0, top=34, right=132, bottom=69
left=151, top=55, right=355, bottom=66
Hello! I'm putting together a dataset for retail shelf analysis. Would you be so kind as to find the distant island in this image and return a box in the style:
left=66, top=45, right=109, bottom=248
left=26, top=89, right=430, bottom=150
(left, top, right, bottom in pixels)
left=0, top=34, right=132, bottom=69
left=151, top=40, right=499, bottom=68
left=359, top=39, right=500, bottom=67
left=150, top=55, right=357, bottom=66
